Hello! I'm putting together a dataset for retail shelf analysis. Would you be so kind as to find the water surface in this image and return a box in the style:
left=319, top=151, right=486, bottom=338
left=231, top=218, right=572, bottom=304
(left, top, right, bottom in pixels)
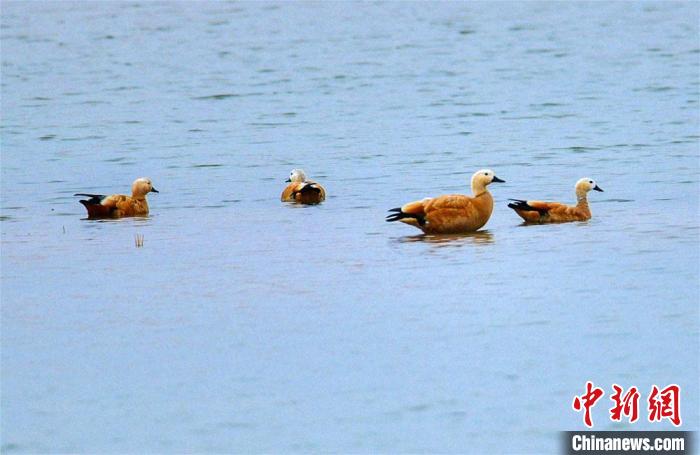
left=1, top=1, right=698, bottom=453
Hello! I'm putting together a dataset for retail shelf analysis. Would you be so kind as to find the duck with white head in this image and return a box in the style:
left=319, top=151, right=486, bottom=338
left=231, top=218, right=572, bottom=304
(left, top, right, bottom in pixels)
left=386, top=169, right=505, bottom=234
left=75, top=177, right=158, bottom=219
left=507, top=177, right=603, bottom=223
left=281, top=169, right=326, bottom=204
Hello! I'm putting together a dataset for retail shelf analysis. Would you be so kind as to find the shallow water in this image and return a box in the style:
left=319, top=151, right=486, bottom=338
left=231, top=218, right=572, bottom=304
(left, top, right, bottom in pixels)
left=1, top=1, right=699, bottom=453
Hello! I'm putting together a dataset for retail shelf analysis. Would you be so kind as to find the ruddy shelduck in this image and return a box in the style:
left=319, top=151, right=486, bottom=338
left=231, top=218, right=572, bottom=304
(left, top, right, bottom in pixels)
left=280, top=169, right=326, bottom=204
left=75, top=177, right=159, bottom=219
left=507, top=177, right=603, bottom=223
left=386, top=169, right=505, bottom=234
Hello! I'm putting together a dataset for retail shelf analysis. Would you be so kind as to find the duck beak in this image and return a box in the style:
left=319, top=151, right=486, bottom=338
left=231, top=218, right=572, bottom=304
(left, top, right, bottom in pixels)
left=593, top=185, right=603, bottom=192
left=285, top=178, right=291, bottom=182
left=151, top=188, right=159, bottom=193
left=491, top=176, right=505, bottom=183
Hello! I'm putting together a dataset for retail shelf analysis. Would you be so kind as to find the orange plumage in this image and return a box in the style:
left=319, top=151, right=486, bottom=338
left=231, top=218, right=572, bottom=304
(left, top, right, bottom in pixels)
left=280, top=169, right=326, bottom=204
left=386, top=169, right=505, bottom=234
left=508, top=178, right=603, bottom=223
left=75, top=178, right=158, bottom=219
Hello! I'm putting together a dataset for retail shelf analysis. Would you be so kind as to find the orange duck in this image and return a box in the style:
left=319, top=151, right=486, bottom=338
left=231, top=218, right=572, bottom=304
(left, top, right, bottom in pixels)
left=280, top=169, right=326, bottom=204
left=75, top=177, right=158, bottom=219
left=386, top=169, right=505, bottom=234
left=508, top=178, right=603, bottom=223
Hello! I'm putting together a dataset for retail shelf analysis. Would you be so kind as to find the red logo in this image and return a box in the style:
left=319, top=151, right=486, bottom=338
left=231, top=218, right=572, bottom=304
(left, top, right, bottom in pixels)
left=573, top=383, right=681, bottom=427
left=609, top=384, right=640, bottom=423
left=648, top=384, right=682, bottom=426
left=572, top=381, right=605, bottom=428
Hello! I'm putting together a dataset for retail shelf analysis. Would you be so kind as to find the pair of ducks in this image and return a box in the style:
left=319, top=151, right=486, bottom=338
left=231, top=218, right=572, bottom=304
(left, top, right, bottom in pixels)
left=386, top=169, right=603, bottom=234
left=75, top=169, right=603, bottom=234
left=73, top=169, right=325, bottom=218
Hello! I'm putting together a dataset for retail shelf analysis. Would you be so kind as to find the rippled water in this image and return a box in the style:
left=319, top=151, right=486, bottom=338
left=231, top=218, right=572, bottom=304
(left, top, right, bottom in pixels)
left=2, top=2, right=698, bottom=453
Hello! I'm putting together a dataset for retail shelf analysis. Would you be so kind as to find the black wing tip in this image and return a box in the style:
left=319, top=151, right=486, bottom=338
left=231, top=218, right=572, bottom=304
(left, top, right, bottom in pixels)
left=299, top=184, right=321, bottom=194
left=507, top=199, right=526, bottom=210
left=507, top=199, right=548, bottom=214
left=75, top=193, right=106, bottom=205
left=507, top=200, right=530, bottom=209
left=386, top=208, right=407, bottom=222
left=291, top=185, right=322, bottom=199
left=385, top=210, right=426, bottom=226
left=386, top=207, right=403, bottom=221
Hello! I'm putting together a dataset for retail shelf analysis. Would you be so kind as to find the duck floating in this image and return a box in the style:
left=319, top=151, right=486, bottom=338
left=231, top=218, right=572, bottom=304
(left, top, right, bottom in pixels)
left=75, top=177, right=158, bottom=219
left=281, top=169, right=326, bottom=204
left=508, top=178, right=603, bottom=223
left=386, top=169, right=504, bottom=234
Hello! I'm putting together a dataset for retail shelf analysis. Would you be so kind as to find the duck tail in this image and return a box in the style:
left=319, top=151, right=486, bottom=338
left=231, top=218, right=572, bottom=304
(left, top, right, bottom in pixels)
left=76, top=194, right=113, bottom=218
left=507, top=199, right=546, bottom=214
left=75, top=194, right=107, bottom=204
left=385, top=208, right=426, bottom=226
left=290, top=183, right=322, bottom=200
left=298, top=183, right=321, bottom=194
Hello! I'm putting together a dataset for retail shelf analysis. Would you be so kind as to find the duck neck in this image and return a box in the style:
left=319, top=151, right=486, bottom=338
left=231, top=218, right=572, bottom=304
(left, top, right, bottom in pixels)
left=472, top=183, right=489, bottom=197
left=472, top=184, right=494, bottom=217
left=132, top=192, right=148, bottom=201
left=576, top=190, right=589, bottom=209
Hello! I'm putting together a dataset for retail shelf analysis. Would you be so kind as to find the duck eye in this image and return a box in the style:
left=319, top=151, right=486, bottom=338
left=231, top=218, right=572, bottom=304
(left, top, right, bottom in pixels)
left=589, top=180, right=593, bottom=184
left=484, top=172, right=489, bottom=176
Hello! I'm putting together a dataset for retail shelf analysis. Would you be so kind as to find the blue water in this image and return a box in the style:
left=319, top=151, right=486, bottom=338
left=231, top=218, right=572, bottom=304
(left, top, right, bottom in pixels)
left=1, top=1, right=698, bottom=453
